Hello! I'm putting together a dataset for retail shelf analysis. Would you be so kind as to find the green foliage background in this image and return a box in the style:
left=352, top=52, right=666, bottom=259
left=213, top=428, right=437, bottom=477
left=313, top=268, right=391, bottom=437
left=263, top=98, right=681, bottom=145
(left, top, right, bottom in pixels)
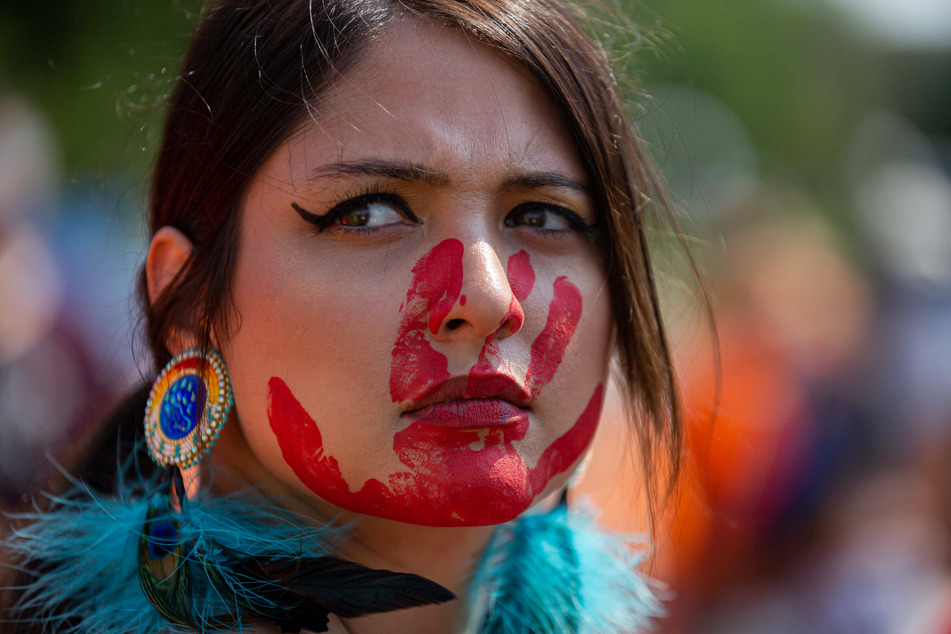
left=0, top=1, right=199, bottom=182
left=1, top=0, right=948, bottom=219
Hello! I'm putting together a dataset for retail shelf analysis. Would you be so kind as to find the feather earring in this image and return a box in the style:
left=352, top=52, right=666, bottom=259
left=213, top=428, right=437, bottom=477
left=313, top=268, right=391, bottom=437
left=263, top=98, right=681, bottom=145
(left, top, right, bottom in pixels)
left=135, top=467, right=455, bottom=633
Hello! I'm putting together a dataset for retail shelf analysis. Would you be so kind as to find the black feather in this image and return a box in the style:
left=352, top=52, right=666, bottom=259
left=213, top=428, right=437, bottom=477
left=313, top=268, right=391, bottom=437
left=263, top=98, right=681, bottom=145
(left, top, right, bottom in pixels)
left=216, top=547, right=456, bottom=631
left=135, top=467, right=455, bottom=632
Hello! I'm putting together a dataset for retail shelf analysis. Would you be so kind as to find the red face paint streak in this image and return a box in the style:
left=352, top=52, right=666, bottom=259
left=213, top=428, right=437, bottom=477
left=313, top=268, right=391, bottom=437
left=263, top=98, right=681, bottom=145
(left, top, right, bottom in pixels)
left=470, top=292, right=524, bottom=384
left=268, top=376, right=602, bottom=526
left=524, top=276, right=582, bottom=398
left=506, top=250, right=535, bottom=301
left=460, top=295, right=466, bottom=306
left=529, top=383, right=602, bottom=492
left=389, top=239, right=464, bottom=402
left=425, top=242, right=464, bottom=336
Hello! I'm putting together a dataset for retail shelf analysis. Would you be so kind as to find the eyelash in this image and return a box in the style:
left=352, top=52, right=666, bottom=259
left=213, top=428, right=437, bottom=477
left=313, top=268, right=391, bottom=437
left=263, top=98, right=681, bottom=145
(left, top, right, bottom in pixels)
left=292, top=187, right=417, bottom=235
left=504, top=202, right=598, bottom=240
left=292, top=189, right=598, bottom=239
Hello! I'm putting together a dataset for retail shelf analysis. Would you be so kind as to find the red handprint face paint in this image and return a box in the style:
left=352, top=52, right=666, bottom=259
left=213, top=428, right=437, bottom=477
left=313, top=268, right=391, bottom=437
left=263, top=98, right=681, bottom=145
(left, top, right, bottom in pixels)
left=269, top=243, right=604, bottom=525
left=221, top=19, right=614, bottom=527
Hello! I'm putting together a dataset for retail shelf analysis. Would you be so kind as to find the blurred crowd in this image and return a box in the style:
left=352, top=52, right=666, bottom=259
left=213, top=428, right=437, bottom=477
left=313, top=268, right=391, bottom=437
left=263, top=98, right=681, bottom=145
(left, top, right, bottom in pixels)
left=577, top=96, right=951, bottom=634
left=0, top=97, right=140, bottom=504
left=656, top=166, right=951, bottom=634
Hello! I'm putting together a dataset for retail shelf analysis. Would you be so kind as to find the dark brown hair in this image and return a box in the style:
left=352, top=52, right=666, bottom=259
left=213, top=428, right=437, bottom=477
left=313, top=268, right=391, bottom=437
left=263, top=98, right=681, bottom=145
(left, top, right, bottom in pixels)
left=143, top=0, right=682, bottom=522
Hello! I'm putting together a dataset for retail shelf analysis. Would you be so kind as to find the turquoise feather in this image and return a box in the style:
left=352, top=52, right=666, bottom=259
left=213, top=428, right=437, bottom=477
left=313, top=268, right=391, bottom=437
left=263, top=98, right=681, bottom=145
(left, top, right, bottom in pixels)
left=5, top=480, right=173, bottom=633
left=138, top=494, right=196, bottom=627
left=3, top=466, right=453, bottom=633
left=464, top=502, right=663, bottom=634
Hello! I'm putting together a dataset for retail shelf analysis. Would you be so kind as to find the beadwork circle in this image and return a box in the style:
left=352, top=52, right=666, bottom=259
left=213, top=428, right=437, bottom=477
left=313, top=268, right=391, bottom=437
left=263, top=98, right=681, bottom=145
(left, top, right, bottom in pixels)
left=145, top=349, right=233, bottom=467
left=160, top=374, right=206, bottom=440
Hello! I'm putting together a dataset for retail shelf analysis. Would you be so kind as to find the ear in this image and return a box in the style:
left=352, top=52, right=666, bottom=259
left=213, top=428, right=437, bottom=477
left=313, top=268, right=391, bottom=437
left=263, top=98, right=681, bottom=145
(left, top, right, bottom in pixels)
left=146, top=226, right=194, bottom=304
left=146, top=226, right=198, bottom=354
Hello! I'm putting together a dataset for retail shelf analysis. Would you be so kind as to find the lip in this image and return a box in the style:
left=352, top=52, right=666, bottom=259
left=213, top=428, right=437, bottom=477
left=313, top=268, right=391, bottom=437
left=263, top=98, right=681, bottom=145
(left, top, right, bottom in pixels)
left=401, top=368, right=532, bottom=429
left=406, top=368, right=532, bottom=409
left=407, top=398, right=529, bottom=429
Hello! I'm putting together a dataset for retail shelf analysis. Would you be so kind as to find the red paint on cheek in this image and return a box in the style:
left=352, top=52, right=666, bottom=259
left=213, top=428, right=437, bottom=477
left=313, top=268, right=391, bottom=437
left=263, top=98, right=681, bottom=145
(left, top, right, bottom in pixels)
left=525, top=276, right=583, bottom=398
left=389, top=239, right=464, bottom=402
left=529, top=383, right=602, bottom=492
left=506, top=250, right=535, bottom=302
left=268, top=376, right=603, bottom=527
left=267, top=376, right=354, bottom=502
left=471, top=253, right=581, bottom=403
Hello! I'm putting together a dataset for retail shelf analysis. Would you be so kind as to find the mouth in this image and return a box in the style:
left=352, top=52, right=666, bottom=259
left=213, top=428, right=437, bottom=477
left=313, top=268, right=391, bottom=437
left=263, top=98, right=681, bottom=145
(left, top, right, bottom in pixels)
left=405, top=398, right=529, bottom=429
left=401, top=370, right=532, bottom=429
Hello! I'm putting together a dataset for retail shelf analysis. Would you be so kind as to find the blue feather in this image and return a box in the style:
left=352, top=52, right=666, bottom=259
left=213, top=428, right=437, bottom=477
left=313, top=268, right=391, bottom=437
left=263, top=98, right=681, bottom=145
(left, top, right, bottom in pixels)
left=2, top=464, right=448, bottom=633
left=464, top=502, right=663, bottom=634
left=5, top=479, right=177, bottom=633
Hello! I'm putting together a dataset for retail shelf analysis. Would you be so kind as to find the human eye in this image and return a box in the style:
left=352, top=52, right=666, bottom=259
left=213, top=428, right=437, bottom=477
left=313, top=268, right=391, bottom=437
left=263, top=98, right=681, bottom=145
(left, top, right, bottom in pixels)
left=292, top=193, right=418, bottom=234
left=504, top=202, right=596, bottom=238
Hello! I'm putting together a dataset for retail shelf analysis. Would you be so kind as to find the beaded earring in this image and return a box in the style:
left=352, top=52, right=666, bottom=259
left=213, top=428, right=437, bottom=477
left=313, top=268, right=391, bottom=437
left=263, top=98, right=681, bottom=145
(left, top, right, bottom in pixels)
left=144, top=348, right=234, bottom=467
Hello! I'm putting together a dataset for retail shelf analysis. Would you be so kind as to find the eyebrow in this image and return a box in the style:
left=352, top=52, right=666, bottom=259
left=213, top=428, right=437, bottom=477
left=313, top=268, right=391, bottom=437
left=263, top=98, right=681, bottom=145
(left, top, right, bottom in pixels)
left=311, top=160, right=450, bottom=186
left=309, top=159, right=589, bottom=194
left=500, top=171, right=590, bottom=194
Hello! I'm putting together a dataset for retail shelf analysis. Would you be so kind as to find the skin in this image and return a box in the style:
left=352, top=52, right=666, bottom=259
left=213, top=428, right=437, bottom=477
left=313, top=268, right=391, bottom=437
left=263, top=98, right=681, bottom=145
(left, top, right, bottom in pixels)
left=148, top=15, right=614, bottom=633
left=267, top=241, right=604, bottom=525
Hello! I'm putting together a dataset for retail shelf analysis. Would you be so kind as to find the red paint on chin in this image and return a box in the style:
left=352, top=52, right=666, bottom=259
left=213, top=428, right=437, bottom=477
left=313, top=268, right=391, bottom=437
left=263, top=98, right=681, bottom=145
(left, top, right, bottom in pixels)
left=267, top=377, right=602, bottom=526
left=390, top=239, right=464, bottom=402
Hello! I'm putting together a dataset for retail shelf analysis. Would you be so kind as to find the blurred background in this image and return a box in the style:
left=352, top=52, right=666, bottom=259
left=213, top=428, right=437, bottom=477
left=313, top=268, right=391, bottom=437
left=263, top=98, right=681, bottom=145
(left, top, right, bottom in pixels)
left=0, top=0, right=949, bottom=631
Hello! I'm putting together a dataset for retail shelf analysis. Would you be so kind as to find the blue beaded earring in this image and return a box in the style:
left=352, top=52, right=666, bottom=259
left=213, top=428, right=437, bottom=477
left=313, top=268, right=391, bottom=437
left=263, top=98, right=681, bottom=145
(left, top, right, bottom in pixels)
left=144, top=348, right=234, bottom=467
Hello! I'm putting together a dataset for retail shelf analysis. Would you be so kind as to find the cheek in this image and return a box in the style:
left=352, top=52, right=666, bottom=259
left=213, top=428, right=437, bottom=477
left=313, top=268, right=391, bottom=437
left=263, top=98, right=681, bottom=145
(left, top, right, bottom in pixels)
left=389, top=239, right=464, bottom=403
left=525, top=275, right=583, bottom=398
left=222, top=232, right=403, bottom=487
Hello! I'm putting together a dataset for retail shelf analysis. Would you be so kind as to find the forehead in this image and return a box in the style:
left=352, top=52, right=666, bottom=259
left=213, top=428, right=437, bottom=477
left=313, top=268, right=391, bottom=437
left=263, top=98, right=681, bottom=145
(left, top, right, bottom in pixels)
left=273, top=16, right=584, bottom=188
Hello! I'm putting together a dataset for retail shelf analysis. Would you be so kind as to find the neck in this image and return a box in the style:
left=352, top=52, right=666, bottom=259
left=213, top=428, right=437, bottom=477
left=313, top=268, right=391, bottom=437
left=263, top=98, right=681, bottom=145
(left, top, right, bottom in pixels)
left=212, top=417, right=496, bottom=633
left=337, top=518, right=494, bottom=633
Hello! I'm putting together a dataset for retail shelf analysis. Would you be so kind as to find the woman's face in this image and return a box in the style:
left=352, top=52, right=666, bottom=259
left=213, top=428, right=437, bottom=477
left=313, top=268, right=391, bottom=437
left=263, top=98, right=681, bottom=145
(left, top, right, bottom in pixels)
left=223, top=17, right=613, bottom=527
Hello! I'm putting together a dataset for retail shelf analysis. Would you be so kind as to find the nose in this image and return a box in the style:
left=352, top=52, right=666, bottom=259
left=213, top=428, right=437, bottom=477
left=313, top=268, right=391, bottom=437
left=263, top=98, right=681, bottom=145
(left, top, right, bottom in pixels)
left=433, top=241, right=523, bottom=341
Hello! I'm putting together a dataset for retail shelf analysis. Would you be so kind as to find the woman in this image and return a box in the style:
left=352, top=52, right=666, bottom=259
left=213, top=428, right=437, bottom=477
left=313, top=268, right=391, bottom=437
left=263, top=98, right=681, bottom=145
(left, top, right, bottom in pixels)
left=3, top=0, right=682, bottom=632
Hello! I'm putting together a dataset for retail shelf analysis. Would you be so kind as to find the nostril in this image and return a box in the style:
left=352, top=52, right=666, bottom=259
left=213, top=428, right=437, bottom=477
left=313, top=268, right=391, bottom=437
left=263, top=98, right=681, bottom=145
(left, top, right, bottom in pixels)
left=445, top=318, right=465, bottom=331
